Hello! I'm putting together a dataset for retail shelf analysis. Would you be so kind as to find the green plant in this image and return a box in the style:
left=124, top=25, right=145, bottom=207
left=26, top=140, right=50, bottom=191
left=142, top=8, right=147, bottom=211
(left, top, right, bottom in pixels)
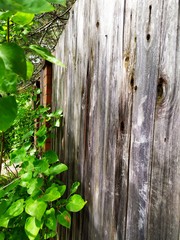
left=0, top=145, right=86, bottom=239
left=0, top=1, right=86, bottom=239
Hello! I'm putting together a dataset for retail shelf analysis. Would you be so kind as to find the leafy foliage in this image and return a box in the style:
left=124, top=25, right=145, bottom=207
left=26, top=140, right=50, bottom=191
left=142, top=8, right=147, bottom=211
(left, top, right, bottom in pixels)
left=0, top=0, right=86, bottom=239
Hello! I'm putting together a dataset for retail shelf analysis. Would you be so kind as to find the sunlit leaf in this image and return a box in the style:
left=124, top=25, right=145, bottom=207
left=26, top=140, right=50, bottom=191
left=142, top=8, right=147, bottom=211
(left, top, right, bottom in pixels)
left=70, top=182, right=80, bottom=195
left=25, top=216, right=42, bottom=240
left=45, top=208, right=56, bottom=231
left=66, top=194, right=87, bottom=212
left=0, top=96, right=17, bottom=131
left=0, top=0, right=54, bottom=14
left=26, top=61, right=34, bottom=80
left=11, top=12, right=34, bottom=25
left=5, top=199, right=24, bottom=218
left=0, top=216, right=9, bottom=228
left=57, top=210, right=71, bottom=228
left=27, top=178, right=43, bottom=196
left=48, top=163, right=68, bottom=176
left=40, top=184, right=66, bottom=202
left=29, top=45, right=65, bottom=67
left=25, top=198, right=47, bottom=221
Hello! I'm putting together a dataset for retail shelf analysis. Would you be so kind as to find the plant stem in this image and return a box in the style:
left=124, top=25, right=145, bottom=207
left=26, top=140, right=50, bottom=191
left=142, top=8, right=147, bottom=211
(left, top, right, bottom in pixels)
left=7, top=17, right=10, bottom=42
left=0, top=132, right=4, bottom=175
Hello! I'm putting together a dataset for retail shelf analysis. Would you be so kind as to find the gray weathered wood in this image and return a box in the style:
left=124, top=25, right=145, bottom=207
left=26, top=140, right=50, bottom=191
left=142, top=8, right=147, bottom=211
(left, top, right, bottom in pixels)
left=51, top=0, right=180, bottom=239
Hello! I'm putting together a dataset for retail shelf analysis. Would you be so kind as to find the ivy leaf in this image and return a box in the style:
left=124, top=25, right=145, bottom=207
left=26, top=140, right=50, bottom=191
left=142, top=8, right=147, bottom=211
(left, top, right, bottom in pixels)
left=0, top=0, right=54, bottom=14
left=66, top=194, right=87, bottom=212
left=0, top=232, right=5, bottom=240
left=27, top=178, right=43, bottom=196
left=10, top=147, right=26, bottom=163
left=70, top=182, right=80, bottom=195
left=47, top=0, right=66, bottom=7
left=57, top=210, right=71, bottom=228
left=25, top=216, right=42, bottom=240
left=0, top=216, right=9, bottom=228
left=40, top=184, right=66, bottom=202
left=25, top=198, right=47, bottom=221
left=5, top=199, right=24, bottom=218
left=26, top=61, right=34, bottom=80
left=45, top=208, right=56, bottom=231
left=0, top=43, right=27, bottom=79
left=43, top=150, right=58, bottom=164
left=11, top=12, right=34, bottom=25
left=0, top=11, right=14, bottom=20
left=29, top=45, right=65, bottom=67
left=48, top=163, right=68, bottom=176
left=0, top=96, right=17, bottom=132
left=33, top=159, right=49, bottom=174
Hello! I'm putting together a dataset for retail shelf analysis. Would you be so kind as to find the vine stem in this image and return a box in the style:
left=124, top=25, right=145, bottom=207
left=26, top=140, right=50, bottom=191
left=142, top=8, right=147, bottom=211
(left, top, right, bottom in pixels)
left=7, top=17, right=10, bottom=42
left=0, top=132, right=4, bottom=175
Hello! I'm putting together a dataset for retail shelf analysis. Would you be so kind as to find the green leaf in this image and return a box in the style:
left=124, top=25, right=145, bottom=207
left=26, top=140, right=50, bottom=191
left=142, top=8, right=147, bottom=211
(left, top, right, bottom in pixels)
left=25, top=198, right=47, bottom=221
left=11, top=12, right=34, bottom=25
left=33, top=159, right=49, bottom=174
left=41, top=184, right=66, bottom=202
left=70, top=182, right=80, bottom=195
left=44, top=231, right=56, bottom=239
left=0, top=200, right=10, bottom=215
left=43, top=150, right=58, bottom=164
left=0, top=232, right=5, bottom=240
left=66, top=194, right=87, bottom=212
left=2, top=178, right=20, bottom=195
left=57, top=210, right=71, bottom=228
left=5, top=199, right=24, bottom=218
left=0, top=70, right=19, bottom=93
left=36, top=125, right=47, bottom=137
left=26, top=61, right=34, bottom=80
left=49, top=163, right=68, bottom=176
left=27, top=178, right=43, bottom=196
left=0, top=189, right=5, bottom=198
left=45, top=208, right=56, bottom=231
left=21, top=171, right=32, bottom=181
left=0, top=11, right=14, bottom=20
left=47, top=0, right=66, bottom=7
left=0, top=96, right=17, bottom=131
left=25, top=216, right=42, bottom=240
left=29, top=45, right=65, bottom=67
left=0, top=0, right=54, bottom=14
left=0, top=216, right=9, bottom=228
left=0, top=43, right=27, bottom=79
left=10, top=147, right=26, bottom=163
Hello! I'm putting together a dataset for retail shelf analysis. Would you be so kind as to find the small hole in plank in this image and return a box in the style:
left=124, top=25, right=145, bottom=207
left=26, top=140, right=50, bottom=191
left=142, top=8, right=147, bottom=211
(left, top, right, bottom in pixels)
left=146, top=33, right=151, bottom=41
left=164, top=138, right=166, bottom=142
left=125, top=56, right=129, bottom=62
left=134, top=85, right=137, bottom=91
left=130, top=76, right=134, bottom=87
left=120, top=121, right=125, bottom=132
left=96, top=21, right=100, bottom=28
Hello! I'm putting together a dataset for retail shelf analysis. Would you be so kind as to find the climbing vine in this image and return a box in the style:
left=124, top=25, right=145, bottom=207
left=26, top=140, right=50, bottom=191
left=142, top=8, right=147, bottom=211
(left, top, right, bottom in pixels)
left=0, top=1, right=86, bottom=239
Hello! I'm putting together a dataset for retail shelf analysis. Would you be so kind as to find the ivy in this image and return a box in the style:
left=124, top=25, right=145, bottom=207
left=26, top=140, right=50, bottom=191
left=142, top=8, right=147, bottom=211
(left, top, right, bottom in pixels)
left=0, top=0, right=86, bottom=239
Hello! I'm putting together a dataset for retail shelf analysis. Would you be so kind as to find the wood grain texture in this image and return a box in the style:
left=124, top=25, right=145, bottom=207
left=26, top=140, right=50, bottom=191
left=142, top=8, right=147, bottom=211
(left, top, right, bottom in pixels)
left=51, top=0, right=180, bottom=239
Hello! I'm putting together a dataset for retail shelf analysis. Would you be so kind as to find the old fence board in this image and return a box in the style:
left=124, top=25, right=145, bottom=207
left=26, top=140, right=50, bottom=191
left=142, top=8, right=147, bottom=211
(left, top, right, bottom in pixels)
left=51, top=0, right=180, bottom=239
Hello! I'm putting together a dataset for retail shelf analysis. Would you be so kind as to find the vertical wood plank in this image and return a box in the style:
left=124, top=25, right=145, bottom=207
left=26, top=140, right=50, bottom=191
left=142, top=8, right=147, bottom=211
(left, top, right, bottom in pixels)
left=148, top=1, right=180, bottom=239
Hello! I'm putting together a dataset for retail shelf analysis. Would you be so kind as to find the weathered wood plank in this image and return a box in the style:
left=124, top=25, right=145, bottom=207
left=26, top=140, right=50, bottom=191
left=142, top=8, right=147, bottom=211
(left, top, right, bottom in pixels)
left=51, top=0, right=180, bottom=239
left=148, top=1, right=180, bottom=239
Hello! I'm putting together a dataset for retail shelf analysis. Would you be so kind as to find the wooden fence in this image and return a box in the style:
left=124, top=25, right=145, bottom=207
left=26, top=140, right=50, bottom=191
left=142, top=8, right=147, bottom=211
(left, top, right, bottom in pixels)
left=51, top=0, right=180, bottom=239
